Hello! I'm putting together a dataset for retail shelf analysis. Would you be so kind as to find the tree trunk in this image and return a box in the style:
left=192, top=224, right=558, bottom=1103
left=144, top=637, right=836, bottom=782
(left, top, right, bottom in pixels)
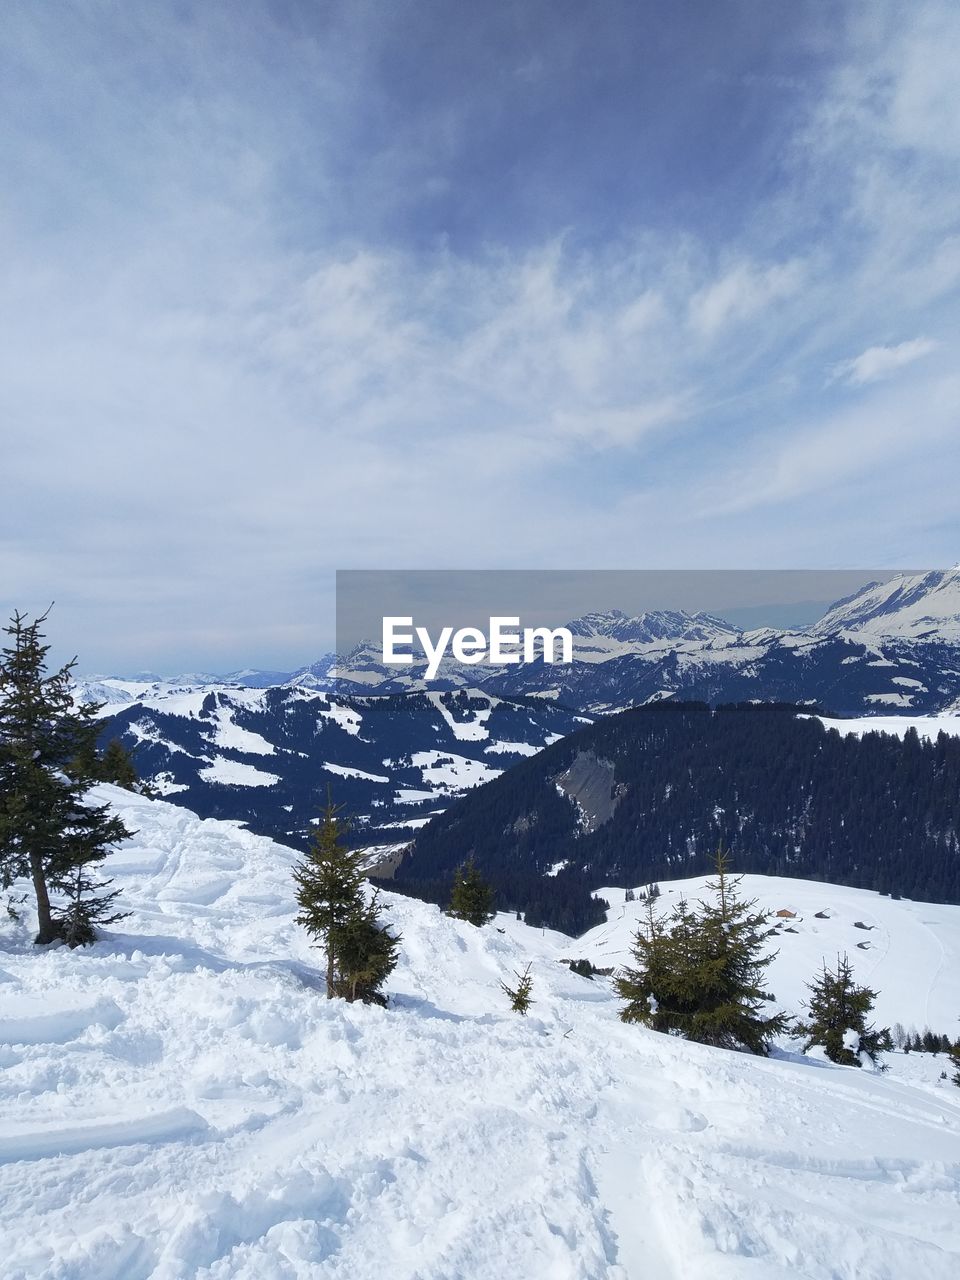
left=31, top=851, right=56, bottom=944
left=326, top=941, right=335, bottom=999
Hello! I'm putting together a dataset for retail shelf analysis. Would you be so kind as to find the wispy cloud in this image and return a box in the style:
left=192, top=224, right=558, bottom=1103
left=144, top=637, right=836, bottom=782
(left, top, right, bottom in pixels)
left=831, top=337, right=939, bottom=386
left=689, top=259, right=805, bottom=339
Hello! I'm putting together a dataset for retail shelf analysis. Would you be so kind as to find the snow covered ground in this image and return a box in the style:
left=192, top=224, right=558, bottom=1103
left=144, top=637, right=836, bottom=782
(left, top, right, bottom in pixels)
left=1, top=788, right=959, bottom=1279
left=813, top=712, right=960, bottom=741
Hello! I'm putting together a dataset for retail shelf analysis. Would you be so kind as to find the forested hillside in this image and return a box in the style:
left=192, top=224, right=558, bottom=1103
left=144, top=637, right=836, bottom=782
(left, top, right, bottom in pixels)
left=391, top=703, right=960, bottom=933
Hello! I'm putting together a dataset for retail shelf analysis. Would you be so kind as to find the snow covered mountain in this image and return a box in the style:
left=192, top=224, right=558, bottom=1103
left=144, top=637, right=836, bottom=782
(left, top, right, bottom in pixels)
left=812, top=567, right=960, bottom=642
left=322, top=571, right=960, bottom=713
left=566, top=607, right=738, bottom=645
left=92, top=685, right=590, bottom=854
left=1, top=786, right=957, bottom=1279
left=79, top=569, right=960, bottom=718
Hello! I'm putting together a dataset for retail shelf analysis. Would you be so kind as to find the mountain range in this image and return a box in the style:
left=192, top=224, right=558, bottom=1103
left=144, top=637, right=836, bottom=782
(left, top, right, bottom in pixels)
left=92, top=685, right=590, bottom=855
left=79, top=568, right=960, bottom=875
left=82, top=568, right=960, bottom=715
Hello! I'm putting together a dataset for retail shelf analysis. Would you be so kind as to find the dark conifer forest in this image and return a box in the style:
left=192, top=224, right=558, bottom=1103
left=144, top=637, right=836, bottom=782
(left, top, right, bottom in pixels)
left=387, top=703, right=960, bottom=934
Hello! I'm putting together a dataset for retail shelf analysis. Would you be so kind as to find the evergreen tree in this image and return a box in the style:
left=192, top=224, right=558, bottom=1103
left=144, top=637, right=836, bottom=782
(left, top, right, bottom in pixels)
left=293, top=799, right=367, bottom=998
left=616, top=853, right=788, bottom=1055
left=615, top=895, right=683, bottom=1029
left=0, top=609, right=132, bottom=945
left=501, top=962, right=534, bottom=1015
left=949, top=1040, right=960, bottom=1088
left=687, top=852, right=789, bottom=1054
left=448, top=856, right=495, bottom=926
left=797, top=953, right=892, bottom=1067
left=57, top=858, right=126, bottom=948
left=330, top=890, right=400, bottom=1006
left=99, top=738, right=139, bottom=791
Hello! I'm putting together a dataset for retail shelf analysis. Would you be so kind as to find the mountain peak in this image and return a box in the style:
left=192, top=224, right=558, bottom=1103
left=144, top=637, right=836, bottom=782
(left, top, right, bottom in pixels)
left=566, top=608, right=738, bottom=645
left=812, top=568, right=960, bottom=641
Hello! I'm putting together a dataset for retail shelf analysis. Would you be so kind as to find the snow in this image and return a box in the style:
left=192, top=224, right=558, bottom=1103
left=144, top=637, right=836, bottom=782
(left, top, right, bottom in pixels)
left=426, top=690, right=495, bottom=741
left=315, top=697, right=363, bottom=736
left=197, top=757, right=281, bottom=787
left=127, top=718, right=193, bottom=755
left=321, top=762, right=390, bottom=783
left=152, top=772, right=189, bottom=796
left=0, top=788, right=958, bottom=1278
left=209, top=705, right=276, bottom=756
left=410, top=749, right=502, bottom=791
left=484, top=739, right=541, bottom=756
left=813, top=567, right=960, bottom=641
left=814, top=713, right=960, bottom=740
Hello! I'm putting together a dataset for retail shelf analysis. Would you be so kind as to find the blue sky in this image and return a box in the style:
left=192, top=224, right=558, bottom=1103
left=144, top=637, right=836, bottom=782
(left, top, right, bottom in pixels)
left=1, top=1, right=958, bottom=670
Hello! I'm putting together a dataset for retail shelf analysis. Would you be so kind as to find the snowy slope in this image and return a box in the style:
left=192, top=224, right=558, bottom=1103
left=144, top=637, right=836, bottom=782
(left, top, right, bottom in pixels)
left=575, top=876, right=960, bottom=1033
left=1, top=789, right=959, bottom=1278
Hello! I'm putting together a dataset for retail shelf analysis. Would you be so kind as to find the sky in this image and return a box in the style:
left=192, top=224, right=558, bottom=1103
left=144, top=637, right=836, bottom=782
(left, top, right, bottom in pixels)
left=1, top=0, right=959, bottom=672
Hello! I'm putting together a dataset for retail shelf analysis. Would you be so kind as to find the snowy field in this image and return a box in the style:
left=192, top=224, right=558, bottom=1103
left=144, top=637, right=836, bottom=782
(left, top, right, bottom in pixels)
left=577, top=877, right=960, bottom=1034
left=1, top=788, right=959, bottom=1279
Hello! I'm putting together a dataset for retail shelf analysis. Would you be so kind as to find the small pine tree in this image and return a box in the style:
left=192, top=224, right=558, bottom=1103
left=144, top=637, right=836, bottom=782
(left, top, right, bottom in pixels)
left=293, top=800, right=400, bottom=1004
left=687, top=852, right=789, bottom=1054
left=0, top=609, right=133, bottom=945
left=57, top=859, right=127, bottom=948
left=448, top=856, right=495, bottom=926
left=331, top=891, right=400, bottom=1006
left=797, top=953, right=892, bottom=1067
left=615, top=895, right=682, bottom=1029
left=293, top=800, right=367, bottom=998
left=501, top=962, right=534, bottom=1015
left=616, top=853, right=788, bottom=1055
left=99, top=739, right=139, bottom=791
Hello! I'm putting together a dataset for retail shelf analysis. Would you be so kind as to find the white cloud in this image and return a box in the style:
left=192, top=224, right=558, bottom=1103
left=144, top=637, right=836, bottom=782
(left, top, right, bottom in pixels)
left=688, top=259, right=804, bottom=338
left=699, top=374, right=960, bottom=517
left=831, top=337, right=939, bottom=386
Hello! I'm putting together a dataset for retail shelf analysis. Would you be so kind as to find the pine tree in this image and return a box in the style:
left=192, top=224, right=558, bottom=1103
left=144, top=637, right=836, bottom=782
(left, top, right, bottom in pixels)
left=293, top=800, right=367, bottom=998
left=501, top=962, right=534, bottom=1015
left=0, top=609, right=132, bottom=945
left=797, top=953, right=892, bottom=1067
left=616, top=853, right=787, bottom=1055
left=99, top=739, right=139, bottom=791
left=949, top=1040, right=960, bottom=1088
left=687, top=852, right=789, bottom=1054
left=615, top=895, right=682, bottom=1030
left=331, top=890, right=401, bottom=1006
left=448, top=856, right=495, bottom=926
left=57, top=858, right=126, bottom=948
